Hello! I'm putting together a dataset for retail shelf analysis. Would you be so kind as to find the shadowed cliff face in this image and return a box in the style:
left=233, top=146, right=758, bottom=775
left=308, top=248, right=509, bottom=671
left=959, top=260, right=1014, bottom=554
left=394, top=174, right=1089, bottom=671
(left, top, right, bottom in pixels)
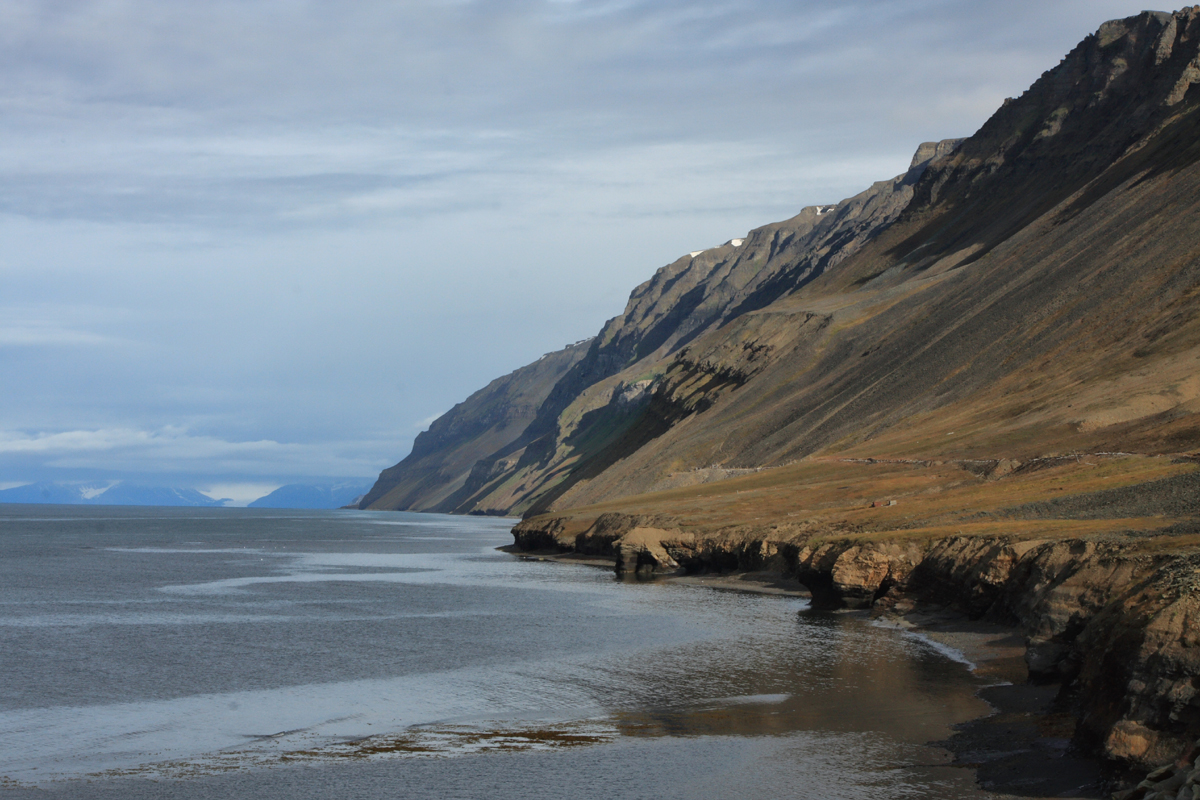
left=517, top=138, right=962, bottom=442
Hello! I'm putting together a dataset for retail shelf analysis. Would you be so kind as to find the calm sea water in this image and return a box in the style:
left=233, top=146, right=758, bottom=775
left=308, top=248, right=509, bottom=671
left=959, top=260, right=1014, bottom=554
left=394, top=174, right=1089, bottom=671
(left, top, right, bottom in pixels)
left=0, top=506, right=1003, bottom=799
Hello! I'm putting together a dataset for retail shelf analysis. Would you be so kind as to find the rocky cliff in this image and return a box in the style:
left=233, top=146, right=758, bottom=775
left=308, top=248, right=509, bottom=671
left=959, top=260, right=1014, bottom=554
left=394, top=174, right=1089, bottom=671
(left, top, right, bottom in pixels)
left=362, top=140, right=964, bottom=514
left=511, top=7, right=1200, bottom=513
left=368, top=9, right=1200, bottom=518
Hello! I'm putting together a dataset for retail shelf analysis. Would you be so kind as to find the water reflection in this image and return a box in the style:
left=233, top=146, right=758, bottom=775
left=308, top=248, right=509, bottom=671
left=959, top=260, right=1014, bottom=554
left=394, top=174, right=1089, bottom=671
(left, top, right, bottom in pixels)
left=0, top=508, right=1001, bottom=799
left=602, top=606, right=990, bottom=746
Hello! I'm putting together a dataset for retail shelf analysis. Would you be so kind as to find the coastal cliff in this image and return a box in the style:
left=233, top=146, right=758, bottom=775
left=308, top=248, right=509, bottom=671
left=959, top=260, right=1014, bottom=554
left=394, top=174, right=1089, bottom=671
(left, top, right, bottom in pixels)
left=369, top=7, right=1200, bottom=787
left=510, top=455, right=1200, bottom=772
left=511, top=503, right=1200, bottom=772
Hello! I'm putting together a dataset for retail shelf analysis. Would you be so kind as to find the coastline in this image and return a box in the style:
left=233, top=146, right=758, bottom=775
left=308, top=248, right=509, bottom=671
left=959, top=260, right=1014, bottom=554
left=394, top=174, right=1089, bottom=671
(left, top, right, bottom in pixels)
left=508, top=478, right=1200, bottom=786
left=502, top=543, right=1108, bottom=798
left=500, top=547, right=814, bottom=598
left=877, top=608, right=1105, bottom=798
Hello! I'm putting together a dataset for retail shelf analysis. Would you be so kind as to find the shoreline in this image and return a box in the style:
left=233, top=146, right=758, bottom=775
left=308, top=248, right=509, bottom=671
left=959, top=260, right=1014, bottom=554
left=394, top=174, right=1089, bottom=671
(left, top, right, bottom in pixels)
left=510, top=505, right=1200, bottom=783
left=501, top=544, right=1107, bottom=798
left=876, top=607, right=1106, bottom=798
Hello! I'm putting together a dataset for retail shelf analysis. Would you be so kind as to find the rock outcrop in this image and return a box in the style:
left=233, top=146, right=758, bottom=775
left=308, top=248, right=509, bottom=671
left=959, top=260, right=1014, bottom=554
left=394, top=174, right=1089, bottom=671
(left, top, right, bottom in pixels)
left=512, top=509, right=1200, bottom=774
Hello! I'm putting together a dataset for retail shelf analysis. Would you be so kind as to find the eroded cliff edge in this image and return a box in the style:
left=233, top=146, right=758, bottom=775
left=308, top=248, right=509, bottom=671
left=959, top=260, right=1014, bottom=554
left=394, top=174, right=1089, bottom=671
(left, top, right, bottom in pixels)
left=510, top=454, right=1200, bottom=777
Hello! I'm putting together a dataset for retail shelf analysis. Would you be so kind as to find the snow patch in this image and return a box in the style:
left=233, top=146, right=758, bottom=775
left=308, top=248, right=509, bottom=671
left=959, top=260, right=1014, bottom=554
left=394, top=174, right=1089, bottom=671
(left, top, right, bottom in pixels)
left=79, top=482, right=118, bottom=500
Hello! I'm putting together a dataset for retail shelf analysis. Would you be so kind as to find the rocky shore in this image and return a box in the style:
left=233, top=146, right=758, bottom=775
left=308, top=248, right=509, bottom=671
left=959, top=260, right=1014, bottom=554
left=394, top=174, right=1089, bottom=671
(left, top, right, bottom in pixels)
left=1115, top=755, right=1200, bottom=800
left=511, top=511, right=1200, bottom=793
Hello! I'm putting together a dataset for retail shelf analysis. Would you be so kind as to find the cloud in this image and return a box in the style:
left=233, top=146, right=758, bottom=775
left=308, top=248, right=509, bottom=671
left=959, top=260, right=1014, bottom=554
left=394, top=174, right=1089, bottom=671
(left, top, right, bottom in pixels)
left=0, top=426, right=385, bottom=479
left=415, top=413, right=446, bottom=430
left=0, top=426, right=252, bottom=455
left=0, top=0, right=1146, bottom=230
left=197, top=482, right=282, bottom=507
left=0, top=0, right=1150, bottom=491
left=0, top=305, right=136, bottom=350
left=0, top=325, right=116, bottom=347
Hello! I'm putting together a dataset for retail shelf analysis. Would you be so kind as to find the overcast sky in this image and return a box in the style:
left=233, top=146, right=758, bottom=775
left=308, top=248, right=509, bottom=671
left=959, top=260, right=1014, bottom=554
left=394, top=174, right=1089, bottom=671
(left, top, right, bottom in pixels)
left=0, top=0, right=1151, bottom=503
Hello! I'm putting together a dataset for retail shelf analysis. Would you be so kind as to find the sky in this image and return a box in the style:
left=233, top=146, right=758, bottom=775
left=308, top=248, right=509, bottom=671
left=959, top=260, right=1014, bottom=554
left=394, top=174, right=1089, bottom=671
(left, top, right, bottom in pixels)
left=0, top=0, right=1152, bottom=504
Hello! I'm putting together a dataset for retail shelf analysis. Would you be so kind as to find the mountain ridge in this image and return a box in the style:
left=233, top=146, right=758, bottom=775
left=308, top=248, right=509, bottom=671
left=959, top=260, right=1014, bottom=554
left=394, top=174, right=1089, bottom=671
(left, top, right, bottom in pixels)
left=247, top=481, right=372, bottom=509
left=363, top=9, right=1200, bottom=519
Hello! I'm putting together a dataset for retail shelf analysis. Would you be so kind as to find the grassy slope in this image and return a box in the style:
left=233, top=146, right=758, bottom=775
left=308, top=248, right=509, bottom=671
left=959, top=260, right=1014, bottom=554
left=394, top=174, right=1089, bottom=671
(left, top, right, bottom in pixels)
left=525, top=453, right=1200, bottom=553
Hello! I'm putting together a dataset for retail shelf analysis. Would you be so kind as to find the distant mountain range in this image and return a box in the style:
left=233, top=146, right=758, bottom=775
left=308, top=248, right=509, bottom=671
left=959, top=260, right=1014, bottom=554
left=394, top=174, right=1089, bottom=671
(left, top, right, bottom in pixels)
left=0, top=482, right=228, bottom=507
left=0, top=480, right=374, bottom=508
left=247, top=482, right=372, bottom=509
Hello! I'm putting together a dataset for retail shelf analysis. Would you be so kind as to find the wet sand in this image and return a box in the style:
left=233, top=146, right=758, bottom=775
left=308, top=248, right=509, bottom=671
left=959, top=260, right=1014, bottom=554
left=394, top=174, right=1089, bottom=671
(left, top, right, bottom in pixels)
left=874, top=608, right=1105, bottom=798
left=502, top=547, right=1107, bottom=798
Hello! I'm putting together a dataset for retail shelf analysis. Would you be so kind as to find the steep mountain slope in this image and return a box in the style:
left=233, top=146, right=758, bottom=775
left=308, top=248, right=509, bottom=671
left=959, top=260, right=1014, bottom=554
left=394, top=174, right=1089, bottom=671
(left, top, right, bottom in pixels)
left=368, top=8, right=1200, bottom=519
left=358, top=340, right=588, bottom=512
left=528, top=8, right=1200, bottom=513
left=363, top=139, right=963, bottom=513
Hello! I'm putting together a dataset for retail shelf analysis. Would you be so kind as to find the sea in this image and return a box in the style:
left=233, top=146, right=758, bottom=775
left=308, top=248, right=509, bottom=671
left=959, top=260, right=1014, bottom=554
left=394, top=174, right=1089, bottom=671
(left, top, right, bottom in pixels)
left=0, top=505, right=1006, bottom=799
